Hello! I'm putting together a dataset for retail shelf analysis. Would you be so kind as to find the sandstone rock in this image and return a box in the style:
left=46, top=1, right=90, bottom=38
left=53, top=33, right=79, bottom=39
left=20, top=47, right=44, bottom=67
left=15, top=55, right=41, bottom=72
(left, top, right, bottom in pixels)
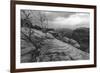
left=21, top=27, right=89, bottom=62
left=45, top=33, right=55, bottom=39
left=41, top=39, right=89, bottom=61
left=69, top=39, right=80, bottom=48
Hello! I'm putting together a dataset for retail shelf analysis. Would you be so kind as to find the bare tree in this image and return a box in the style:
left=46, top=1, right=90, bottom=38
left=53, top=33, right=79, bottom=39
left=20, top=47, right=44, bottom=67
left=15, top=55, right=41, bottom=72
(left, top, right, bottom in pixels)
left=38, top=11, right=48, bottom=31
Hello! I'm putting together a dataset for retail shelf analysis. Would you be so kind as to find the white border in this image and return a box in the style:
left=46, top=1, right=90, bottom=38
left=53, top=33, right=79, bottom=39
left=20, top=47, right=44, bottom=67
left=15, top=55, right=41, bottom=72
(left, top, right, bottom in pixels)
left=16, top=4, right=94, bottom=69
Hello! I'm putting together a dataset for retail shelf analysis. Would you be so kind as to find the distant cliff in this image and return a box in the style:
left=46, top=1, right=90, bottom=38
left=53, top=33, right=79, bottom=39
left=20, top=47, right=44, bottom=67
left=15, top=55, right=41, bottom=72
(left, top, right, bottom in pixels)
left=72, top=27, right=89, bottom=53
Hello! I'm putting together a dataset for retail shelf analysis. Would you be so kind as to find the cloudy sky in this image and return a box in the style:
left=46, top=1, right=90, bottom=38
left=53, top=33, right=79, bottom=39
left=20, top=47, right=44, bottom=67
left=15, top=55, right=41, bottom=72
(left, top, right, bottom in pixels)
left=21, top=10, right=90, bottom=29
left=44, top=11, right=90, bottom=29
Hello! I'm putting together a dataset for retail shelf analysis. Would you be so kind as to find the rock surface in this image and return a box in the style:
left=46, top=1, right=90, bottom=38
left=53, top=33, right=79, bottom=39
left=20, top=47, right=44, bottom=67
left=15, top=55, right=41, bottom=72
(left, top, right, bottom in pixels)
left=21, top=27, right=89, bottom=62
left=40, top=39, right=89, bottom=61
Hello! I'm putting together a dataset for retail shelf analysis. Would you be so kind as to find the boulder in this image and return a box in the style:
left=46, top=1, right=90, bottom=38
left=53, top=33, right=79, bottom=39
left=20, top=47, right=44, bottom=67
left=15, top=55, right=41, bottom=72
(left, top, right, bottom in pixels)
left=33, top=29, right=46, bottom=38
left=63, top=37, right=70, bottom=43
left=45, top=33, right=55, bottom=39
left=69, top=39, right=80, bottom=48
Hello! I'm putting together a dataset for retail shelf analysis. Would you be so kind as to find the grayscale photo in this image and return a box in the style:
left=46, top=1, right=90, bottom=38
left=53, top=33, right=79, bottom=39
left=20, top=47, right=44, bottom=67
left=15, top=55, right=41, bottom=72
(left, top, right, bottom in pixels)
left=21, top=10, right=90, bottom=63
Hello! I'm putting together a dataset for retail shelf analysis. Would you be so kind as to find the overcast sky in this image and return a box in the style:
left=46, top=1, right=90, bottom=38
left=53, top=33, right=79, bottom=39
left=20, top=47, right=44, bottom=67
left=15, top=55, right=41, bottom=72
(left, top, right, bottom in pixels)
left=44, top=11, right=90, bottom=29
left=21, top=10, right=90, bottom=29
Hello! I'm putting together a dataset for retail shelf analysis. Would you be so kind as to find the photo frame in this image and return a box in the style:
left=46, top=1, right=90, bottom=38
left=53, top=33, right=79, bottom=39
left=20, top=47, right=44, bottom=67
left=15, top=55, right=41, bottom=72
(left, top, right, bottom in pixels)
left=11, top=0, right=97, bottom=73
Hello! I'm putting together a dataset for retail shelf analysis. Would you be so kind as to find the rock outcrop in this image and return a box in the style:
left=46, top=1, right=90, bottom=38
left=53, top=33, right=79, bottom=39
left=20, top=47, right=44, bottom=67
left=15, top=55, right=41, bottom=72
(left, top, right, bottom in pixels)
left=39, top=39, right=89, bottom=61
left=21, top=27, right=89, bottom=62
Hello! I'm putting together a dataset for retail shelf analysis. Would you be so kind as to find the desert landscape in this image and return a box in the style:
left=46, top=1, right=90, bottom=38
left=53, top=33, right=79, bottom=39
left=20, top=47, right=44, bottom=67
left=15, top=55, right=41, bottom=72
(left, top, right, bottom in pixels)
left=20, top=10, right=90, bottom=63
